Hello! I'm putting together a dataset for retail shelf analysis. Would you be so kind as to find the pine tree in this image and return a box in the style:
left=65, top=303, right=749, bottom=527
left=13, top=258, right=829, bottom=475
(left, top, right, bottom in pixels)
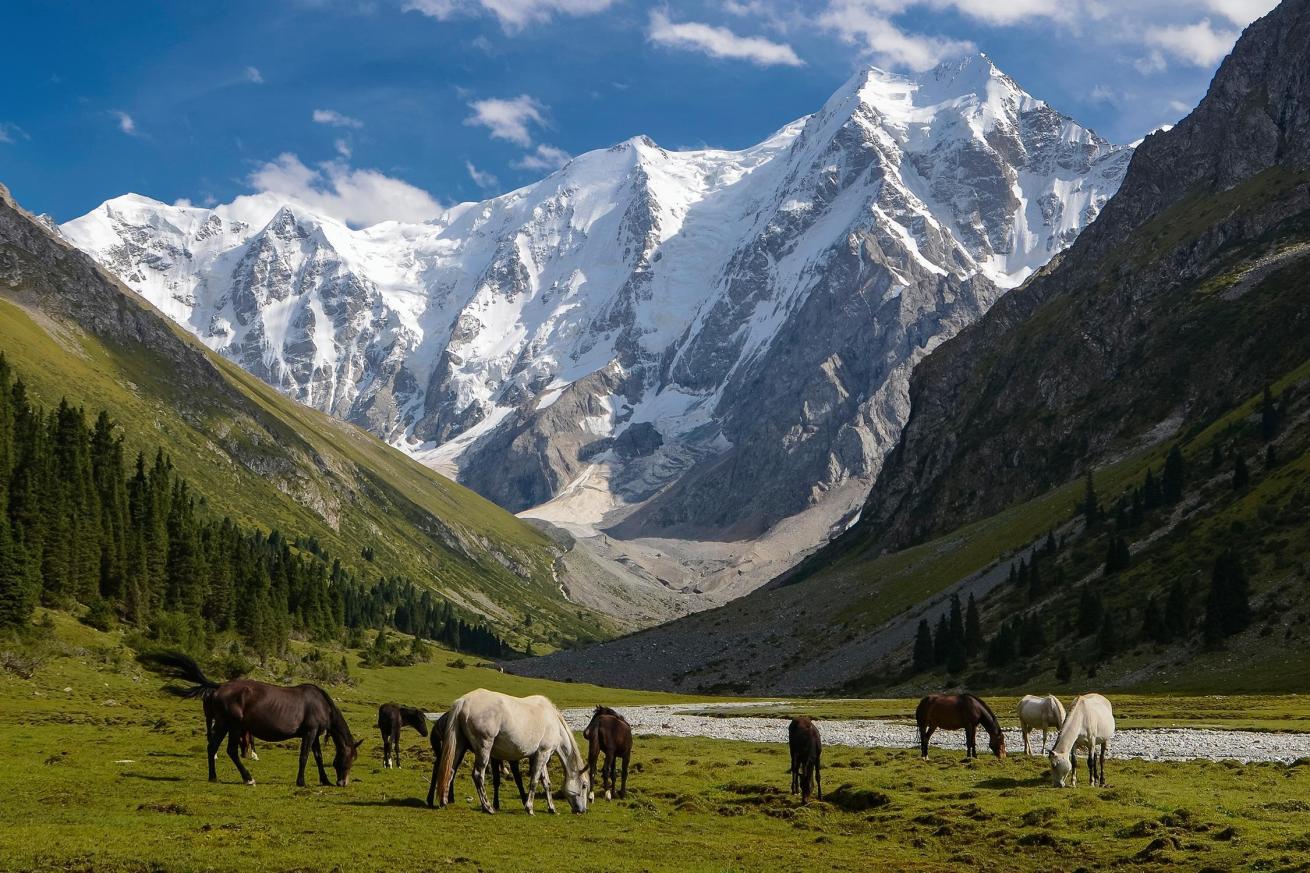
left=1080, top=471, right=1100, bottom=524
left=1204, top=549, right=1251, bottom=647
left=1097, top=612, right=1119, bottom=659
left=933, top=613, right=950, bottom=665
left=964, top=594, right=983, bottom=657
left=0, top=514, right=38, bottom=627
left=1261, top=386, right=1279, bottom=442
left=1140, top=595, right=1166, bottom=644
left=1055, top=654, right=1072, bottom=684
left=1077, top=588, right=1104, bottom=637
left=1143, top=469, right=1162, bottom=510
left=1233, top=454, right=1250, bottom=490
left=1163, top=580, right=1190, bottom=642
left=1210, top=443, right=1223, bottom=470
left=1103, top=536, right=1131, bottom=576
left=1162, top=444, right=1185, bottom=504
left=1019, top=615, right=1046, bottom=657
left=913, top=618, right=934, bottom=672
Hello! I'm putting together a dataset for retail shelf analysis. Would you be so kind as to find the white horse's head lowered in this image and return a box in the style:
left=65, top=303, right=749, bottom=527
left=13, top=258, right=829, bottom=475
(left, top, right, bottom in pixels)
left=1048, top=750, right=1074, bottom=787
left=559, top=716, right=591, bottom=813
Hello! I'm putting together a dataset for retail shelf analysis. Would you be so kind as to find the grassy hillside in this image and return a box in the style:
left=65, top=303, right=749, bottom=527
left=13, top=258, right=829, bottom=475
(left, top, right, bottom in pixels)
left=2, top=614, right=1309, bottom=872
left=0, top=184, right=615, bottom=650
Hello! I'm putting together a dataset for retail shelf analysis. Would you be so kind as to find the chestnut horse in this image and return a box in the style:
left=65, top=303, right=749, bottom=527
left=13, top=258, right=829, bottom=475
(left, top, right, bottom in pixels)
left=140, top=652, right=363, bottom=787
left=378, top=703, right=430, bottom=769
left=916, top=693, right=1007, bottom=760
left=583, top=705, right=632, bottom=801
left=788, top=716, right=823, bottom=803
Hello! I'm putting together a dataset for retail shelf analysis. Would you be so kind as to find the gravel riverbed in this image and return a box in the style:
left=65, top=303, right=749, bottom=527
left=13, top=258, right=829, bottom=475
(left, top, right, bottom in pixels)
left=562, top=703, right=1310, bottom=764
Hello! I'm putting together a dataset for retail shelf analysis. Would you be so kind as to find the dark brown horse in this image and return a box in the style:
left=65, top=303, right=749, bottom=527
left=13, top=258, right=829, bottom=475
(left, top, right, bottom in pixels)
left=377, top=703, right=430, bottom=769
left=426, top=710, right=527, bottom=810
left=916, top=693, right=1007, bottom=760
left=788, top=716, right=823, bottom=803
left=583, top=705, right=632, bottom=801
left=140, top=652, right=363, bottom=787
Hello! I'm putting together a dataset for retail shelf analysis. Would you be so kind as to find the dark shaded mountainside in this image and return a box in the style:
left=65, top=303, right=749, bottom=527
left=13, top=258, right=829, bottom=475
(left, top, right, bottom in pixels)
left=511, top=0, right=1310, bottom=694
left=0, top=183, right=615, bottom=652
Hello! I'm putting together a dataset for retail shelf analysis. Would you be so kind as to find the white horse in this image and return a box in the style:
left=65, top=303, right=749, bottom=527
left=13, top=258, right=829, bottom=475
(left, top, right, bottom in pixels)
left=1049, top=693, right=1115, bottom=788
left=1017, top=694, right=1066, bottom=755
left=436, top=688, right=589, bottom=814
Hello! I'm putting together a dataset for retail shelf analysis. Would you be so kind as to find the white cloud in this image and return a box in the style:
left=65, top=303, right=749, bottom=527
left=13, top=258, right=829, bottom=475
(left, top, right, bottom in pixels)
left=244, top=66, right=264, bottom=84
left=111, top=110, right=138, bottom=136
left=0, top=122, right=28, bottom=144
left=1144, top=19, right=1238, bottom=67
left=465, top=160, right=500, bottom=189
left=513, top=143, right=571, bottom=171
left=313, top=108, right=365, bottom=129
left=819, top=1, right=974, bottom=71
left=1202, top=0, right=1278, bottom=26
left=334, top=138, right=352, bottom=158
left=648, top=11, right=804, bottom=67
left=403, top=0, right=614, bottom=30
left=1167, top=99, right=1192, bottom=114
left=465, top=95, right=546, bottom=147
left=247, top=153, right=443, bottom=226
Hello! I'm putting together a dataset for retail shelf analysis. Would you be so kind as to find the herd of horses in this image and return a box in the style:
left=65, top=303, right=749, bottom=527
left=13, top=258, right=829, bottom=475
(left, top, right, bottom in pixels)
left=140, top=652, right=1117, bottom=813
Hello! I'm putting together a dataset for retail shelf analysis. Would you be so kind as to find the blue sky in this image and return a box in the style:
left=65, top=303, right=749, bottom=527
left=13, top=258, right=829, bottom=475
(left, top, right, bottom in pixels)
left=0, top=0, right=1279, bottom=224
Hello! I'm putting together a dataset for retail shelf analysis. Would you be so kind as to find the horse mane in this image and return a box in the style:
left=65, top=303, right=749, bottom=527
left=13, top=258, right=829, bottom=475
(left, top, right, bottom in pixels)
left=965, top=693, right=1002, bottom=734
left=594, top=705, right=629, bottom=725
left=320, top=688, right=355, bottom=745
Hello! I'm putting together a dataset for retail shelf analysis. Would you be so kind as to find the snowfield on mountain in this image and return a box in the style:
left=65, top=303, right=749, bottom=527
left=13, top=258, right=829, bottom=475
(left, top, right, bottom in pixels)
left=63, top=53, right=1130, bottom=602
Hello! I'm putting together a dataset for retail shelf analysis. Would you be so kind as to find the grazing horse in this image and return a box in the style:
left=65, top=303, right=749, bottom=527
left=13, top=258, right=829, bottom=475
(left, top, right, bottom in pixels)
left=377, top=703, right=430, bottom=769
left=1018, top=694, right=1067, bottom=756
left=916, top=693, right=1007, bottom=760
left=583, top=705, right=632, bottom=801
left=426, top=710, right=528, bottom=811
left=788, top=716, right=823, bottom=803
left=1049, top=693, right=1115, bottom=788
left=139, top=652, right=363, bottom=787
left=436, top=688, right=589, bottom=815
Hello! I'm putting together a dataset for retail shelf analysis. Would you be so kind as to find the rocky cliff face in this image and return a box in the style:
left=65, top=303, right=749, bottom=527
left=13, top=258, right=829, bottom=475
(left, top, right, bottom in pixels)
left=848, top=0, right=1310, bottom=551
left=62, top=54, right=1128, bottom=564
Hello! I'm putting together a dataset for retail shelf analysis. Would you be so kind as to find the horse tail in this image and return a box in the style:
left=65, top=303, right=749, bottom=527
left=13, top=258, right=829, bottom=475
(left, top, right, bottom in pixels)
left=136, top=651, right=220, bottom=698
left=436, top=697, right=462, bottom=806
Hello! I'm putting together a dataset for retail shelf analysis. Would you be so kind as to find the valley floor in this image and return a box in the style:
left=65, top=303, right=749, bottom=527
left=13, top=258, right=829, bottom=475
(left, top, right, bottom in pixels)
left=3, top=620, right=1310, bottom=872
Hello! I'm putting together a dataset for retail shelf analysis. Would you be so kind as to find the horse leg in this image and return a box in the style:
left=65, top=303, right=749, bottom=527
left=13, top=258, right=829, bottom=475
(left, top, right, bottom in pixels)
left=470, top=747, right=495, bottom=814
left=427, top=753, right=441, bottom=808
left=587, top=742, right=600, bottom=803
left=604, top=751, right=615, bottom=801
left=492, top=759, right=502, bottom=811
left=1099, top=743, right=1109, bottom=788
left=965, top=725, right=977, bottom=759
left=1022, top=727, right=1030, bottom=756
left=537, top=753, right=557, bottom=815
left=297, top=734, right=311, bottom=788
left=393, top=728, right=402, bottom=770
left=448, top=747, right=467, bottom=804
left=510, top=759, right=528, bottom=806
left=620, top=752, right=629, bottom=799
left=207, top=724, right=227, bottom=782
left=790, top=751, right=799, bottom=793
left=815, top=751, right=823, bottom=801
left=312, top=731, right=330, bottom=786
left=524, top=753, right=539, bottom=815
left=227, top=732, right=254, bottom=786
left=382, top=730, right=392, bottom=769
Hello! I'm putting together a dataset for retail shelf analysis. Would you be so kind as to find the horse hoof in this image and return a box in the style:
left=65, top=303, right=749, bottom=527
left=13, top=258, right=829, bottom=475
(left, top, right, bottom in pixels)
left=244, top=779, right=256, bottom=786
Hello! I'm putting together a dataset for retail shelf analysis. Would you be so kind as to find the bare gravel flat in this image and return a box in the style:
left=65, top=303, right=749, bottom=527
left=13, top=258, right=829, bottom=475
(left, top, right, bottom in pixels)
left=563, top=703, right=1310, bottom=764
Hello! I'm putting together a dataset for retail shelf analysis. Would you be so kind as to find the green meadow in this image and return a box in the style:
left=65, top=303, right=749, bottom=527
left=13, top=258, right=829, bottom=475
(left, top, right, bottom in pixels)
left=3, top=615, right=1310, bottom=872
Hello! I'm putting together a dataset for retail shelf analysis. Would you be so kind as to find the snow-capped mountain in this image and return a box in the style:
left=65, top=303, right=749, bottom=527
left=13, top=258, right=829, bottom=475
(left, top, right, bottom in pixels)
left=63, top=54, right=1130, bottom=593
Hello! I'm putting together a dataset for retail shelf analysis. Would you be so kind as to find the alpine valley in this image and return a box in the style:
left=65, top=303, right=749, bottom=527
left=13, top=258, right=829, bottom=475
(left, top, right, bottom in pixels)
left=62, top=54, right=1131, bottom=619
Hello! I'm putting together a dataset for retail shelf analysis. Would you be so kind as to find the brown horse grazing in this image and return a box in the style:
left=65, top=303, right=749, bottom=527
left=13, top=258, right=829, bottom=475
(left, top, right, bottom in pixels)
left=377, top=703, right=430, bottom=769
left=140, top=651, right=363, bottom=787
left=583, top=705, right=632, bottom=801
left=788, top=716, right=823, bottom=803
left=426, top=710, right=527, bottom=810
left=916, top=693, right=1007, bottom=760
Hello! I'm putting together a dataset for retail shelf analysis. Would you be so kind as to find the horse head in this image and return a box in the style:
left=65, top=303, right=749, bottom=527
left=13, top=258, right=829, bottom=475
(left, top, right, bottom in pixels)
left=1048, top=750, right=1073, bottom=787
left=333, top=738, right=365, bottom=786
left=404, top=706, right=430, bottom=737
left=990, top=731, right=1007, bottom=759
left=564, top=766, right=591, bottom=814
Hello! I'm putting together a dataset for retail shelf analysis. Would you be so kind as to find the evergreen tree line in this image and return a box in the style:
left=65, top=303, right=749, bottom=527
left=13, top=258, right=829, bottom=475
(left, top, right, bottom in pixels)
left=0, top=354, right=512, bottom=659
